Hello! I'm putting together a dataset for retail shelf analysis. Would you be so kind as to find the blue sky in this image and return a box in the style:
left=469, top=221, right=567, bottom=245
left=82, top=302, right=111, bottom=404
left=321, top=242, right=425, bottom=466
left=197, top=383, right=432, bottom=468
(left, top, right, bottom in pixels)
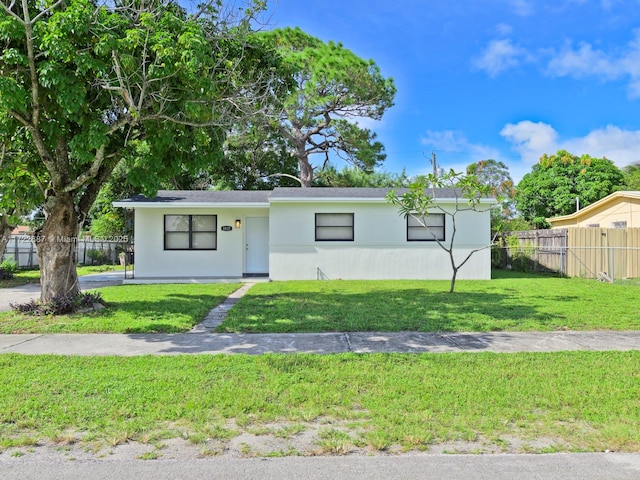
left=263, top=0, right=640, bottom=182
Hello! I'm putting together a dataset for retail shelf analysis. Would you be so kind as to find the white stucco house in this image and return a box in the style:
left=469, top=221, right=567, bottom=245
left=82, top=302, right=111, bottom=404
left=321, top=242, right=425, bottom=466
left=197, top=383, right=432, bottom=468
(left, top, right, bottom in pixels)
left=113, top=187, right=494, bottom=282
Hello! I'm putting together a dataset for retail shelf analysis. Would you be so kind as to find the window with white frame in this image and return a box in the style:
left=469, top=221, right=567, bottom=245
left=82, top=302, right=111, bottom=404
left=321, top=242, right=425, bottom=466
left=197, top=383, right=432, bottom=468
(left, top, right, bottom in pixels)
left=315, top=213, right=354, bottom=241
left=611, top=221, right=627, bottom=229
left=407, top=213, right=445, bottom=241
left=164, top=215, right=217, bottom=250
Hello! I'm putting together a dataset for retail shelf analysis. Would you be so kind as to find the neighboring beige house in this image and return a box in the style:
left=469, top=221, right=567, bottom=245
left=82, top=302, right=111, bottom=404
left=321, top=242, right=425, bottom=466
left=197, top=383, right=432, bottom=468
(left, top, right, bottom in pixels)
left=114, top=187, right=495, bottom=282
left=547, top=191, right=640, bottom=229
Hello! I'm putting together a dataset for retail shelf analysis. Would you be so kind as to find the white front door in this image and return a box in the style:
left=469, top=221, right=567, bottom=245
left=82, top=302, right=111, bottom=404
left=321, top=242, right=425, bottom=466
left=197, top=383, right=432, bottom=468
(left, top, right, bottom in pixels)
left=245, top=217, right=269, bottom=274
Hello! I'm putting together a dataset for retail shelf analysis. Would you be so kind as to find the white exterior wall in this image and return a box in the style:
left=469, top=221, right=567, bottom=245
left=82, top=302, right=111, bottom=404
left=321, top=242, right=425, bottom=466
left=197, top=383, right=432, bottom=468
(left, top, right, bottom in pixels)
left=133, top=207, right=267, bottom=278
left=269, top=201, right=492, bottom=281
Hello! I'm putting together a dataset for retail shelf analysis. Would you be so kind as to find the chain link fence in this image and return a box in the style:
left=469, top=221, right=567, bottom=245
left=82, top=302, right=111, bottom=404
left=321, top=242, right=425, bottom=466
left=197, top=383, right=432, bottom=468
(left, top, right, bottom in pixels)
left=2, top=235, right=130, bottom=269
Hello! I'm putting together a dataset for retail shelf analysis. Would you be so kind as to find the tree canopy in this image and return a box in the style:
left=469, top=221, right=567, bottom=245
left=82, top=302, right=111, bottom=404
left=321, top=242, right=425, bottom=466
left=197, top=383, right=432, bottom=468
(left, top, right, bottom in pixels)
left=259, top=27, right=396, bottom=186
left=0, top=0, right=278, bottom=300
left=623, top=163, right=640, bottom=190
left=315, top=164, right=410, bottom=188
left=515, top=150, right=625, bottom=228
left=466, top=159, right=516, bottom=231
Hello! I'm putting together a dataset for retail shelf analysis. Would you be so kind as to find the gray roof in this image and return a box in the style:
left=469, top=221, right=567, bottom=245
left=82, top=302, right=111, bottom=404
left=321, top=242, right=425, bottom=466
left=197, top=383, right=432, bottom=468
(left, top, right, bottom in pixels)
left=115, top=187, right=472, bottom=205
left=115, top=190, right=272, bottom=204
left=270, top=187, right=460, bottom=199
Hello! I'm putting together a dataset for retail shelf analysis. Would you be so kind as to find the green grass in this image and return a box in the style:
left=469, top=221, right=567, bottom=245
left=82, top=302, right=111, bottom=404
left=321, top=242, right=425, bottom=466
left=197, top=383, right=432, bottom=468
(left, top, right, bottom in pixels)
left=0, top=352, right=638, bottom=453
left=218, top=271, right=640, bottom=333
left=0, top=265, right=124, bottom=288
left=0, top=269, right=41, bottom=288
left=0, top=283, right=240, bottom=333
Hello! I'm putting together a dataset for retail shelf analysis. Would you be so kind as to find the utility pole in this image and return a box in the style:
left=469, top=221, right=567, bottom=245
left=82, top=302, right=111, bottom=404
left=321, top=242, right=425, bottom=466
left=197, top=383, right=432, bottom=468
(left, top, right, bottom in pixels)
left=431, top=151, right=438, bottom=179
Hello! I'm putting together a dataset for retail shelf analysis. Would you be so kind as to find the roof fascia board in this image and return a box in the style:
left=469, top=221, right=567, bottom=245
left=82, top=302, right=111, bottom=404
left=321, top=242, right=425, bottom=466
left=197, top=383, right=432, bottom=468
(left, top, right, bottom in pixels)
left=546, top=191, right=640, bottom=223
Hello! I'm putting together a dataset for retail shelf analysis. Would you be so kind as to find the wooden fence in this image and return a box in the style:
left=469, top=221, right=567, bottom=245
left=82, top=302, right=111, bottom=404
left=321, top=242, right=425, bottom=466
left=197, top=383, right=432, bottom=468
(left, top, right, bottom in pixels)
left=497, top=228, right=640, bottom=280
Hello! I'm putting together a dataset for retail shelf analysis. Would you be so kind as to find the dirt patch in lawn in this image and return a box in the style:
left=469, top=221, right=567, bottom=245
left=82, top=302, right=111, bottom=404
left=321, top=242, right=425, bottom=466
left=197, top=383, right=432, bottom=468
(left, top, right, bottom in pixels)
left=0, top=421, right=571, bottom=463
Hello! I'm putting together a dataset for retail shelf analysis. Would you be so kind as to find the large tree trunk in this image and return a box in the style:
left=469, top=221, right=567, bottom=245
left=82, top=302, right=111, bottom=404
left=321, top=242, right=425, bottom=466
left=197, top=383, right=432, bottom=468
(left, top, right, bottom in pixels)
left=291, top=133, right=313, bottom=187
left=36, top=193, right=80, bottom=301
left=298, top=156, right=313, bottom=187
left=0, top=214, right=12, bottom=260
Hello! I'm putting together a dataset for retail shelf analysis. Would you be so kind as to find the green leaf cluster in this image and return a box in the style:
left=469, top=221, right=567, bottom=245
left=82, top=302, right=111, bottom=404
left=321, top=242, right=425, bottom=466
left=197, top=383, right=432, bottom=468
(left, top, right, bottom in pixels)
left=258, top=27, right=396, bottom=185
left=515, top=150, right=625, bottom=228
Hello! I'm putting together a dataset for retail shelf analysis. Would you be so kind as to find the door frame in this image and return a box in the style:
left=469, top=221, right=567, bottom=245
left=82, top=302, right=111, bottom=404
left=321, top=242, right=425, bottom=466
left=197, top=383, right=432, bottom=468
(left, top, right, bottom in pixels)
left=244, top=216, right=269, bottom=275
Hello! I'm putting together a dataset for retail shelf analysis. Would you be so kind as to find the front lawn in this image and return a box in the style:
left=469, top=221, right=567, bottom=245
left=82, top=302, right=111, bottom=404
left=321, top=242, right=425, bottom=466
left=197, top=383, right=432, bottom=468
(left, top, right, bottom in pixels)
left=218, top=271, right=640, bottom=333
left=0, top=283, right=240, bottom=333
left=0, top=351, right=638, bottom=454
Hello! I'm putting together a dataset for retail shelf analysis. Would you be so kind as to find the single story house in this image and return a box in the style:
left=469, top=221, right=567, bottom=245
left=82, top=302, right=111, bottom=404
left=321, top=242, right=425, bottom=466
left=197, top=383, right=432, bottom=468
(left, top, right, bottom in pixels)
left=547, top=191, right=640, bottom=229
left=113, top=187, right=494, bottom=282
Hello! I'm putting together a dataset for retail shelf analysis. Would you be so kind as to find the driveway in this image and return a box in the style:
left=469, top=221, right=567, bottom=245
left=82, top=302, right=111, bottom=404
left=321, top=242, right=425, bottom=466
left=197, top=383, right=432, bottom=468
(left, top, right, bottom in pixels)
left=0, top=271, right=124, bottom=312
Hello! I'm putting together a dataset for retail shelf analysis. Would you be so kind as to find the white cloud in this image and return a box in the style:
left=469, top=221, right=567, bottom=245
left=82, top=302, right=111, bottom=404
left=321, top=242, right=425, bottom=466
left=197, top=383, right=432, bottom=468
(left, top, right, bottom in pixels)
left=507, top=0, right=534, bottom=16
left=546, top=42, right=618, bottom=78
left=500, top=121, right=558, bottom=164
left=495, top=23, right=513, bottom=37
left=473, top=39, right=530, bottom=77
left=546, top=30, right=640, bottom=97
left=474, top=27, right=640, bottom=98
left=501, top=120, right=640, bottom=168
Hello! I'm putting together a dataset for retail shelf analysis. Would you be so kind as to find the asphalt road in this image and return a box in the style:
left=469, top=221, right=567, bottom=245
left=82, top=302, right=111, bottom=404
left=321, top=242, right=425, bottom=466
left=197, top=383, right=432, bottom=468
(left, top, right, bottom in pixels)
left=1, top=453, right=639, bottom=480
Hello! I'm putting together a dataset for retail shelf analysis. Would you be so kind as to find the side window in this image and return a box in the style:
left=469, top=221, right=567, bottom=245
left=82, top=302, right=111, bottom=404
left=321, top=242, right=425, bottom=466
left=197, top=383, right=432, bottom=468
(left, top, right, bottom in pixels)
left=407, top=213, right=445, bottom=241
left=164, top=215, right=217, bottom=250
left=315, top=213, right=354, bottom=241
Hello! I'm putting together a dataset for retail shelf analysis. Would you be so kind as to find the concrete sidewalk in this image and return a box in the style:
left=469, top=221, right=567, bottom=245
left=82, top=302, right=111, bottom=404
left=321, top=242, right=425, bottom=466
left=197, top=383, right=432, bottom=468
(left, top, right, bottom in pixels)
left=1, top=330, right=639, bottom=356
left=2, top=276, right=639, bottom=356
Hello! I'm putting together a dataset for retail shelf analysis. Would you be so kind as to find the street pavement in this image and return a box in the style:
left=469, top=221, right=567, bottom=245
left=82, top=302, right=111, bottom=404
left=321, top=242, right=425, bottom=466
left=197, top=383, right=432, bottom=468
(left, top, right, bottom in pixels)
left=2, top=453, right=640, bottom=480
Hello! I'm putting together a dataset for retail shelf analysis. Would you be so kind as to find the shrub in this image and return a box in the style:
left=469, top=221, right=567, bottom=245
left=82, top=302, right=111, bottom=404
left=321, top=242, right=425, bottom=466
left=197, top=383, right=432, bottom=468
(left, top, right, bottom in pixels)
left=90, top=212, right=125, bottom=240
left=0, top=258, right=18, bottom=278
left=86, top=248, right=109, bottom=265
left=11, top=292, right=104, bottom=316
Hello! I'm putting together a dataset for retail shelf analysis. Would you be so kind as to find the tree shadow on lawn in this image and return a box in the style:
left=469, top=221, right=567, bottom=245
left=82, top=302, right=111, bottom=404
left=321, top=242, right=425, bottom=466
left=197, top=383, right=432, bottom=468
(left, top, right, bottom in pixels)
left=218, top=289, right=578, bottom=334
left=91, top=293, right=227, bottom=333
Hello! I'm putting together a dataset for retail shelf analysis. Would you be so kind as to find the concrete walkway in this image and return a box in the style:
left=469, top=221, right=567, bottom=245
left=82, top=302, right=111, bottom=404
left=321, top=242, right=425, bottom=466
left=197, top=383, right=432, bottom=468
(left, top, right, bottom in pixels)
left=1, top=330, right=639, bottom=356
left=189, top=282, right=256, bottom=333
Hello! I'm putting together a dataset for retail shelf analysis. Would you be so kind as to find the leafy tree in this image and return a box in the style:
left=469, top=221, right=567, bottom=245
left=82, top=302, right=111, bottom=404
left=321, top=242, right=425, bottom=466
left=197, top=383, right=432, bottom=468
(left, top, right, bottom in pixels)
left=260, top=27, right=396, bottom=186
left=623, top=163, right=640, bottom=190
left=216, top=124, right=300, bottom=190
left=0, top=0, right=277, bottom=300
left=466, top=159, right=517, bottom=232
left=315, top=164, right=410, bottom=187
left=387, top=170, right=496, bottom=293
left=0, top=128, right=43, bottom=258
left=516, top=150, right=625, bottom=229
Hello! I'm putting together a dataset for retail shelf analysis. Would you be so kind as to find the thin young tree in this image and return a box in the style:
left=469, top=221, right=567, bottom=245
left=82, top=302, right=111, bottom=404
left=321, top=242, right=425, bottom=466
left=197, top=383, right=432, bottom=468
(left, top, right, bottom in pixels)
left=388, top=170, right=497, bottom=293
